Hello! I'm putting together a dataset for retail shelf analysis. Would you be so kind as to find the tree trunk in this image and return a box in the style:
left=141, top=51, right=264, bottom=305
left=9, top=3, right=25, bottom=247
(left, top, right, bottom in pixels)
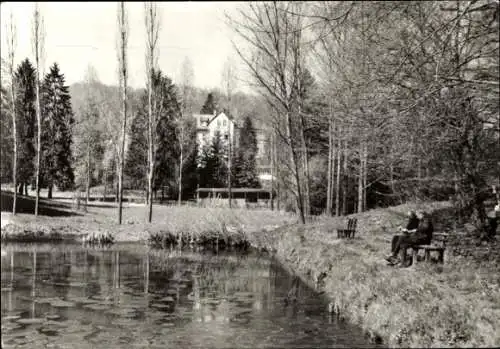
left=178, top=147, right=183, bottom=205
left=363, top=143, right=367, bottom=211
left=390, top=163, right=395, bottom=196
left=18, top=183, right=23, bottom=195
left=276, top=143, right=281, bottom=212
left=11, top=82, right=17, bottom=215
left=357, top=141, right=363, bottom=213
left=286, top=111, right=305, bottom=224
left=227, top=128, right=232, bottom=209
left=335, top=132, right=342, bottom=217
left=7, top=15, right=18, bottom=215
left=326, top=114, right=333, bottom=216
left=417, top=158, right=422, bottom=200
left=342, top=138, right=348, bottom=216
left=270, top=130, right=275, bottom=211
left=34, top=69, right=41, bottom=217
left=24, top=183, right=28, bottom=196
left=103, top=165, right=108, bottom=202
left=146, top=79, right=153, bottom=221
left=118, top=1, right=127, bottom=225
left=32, top=7, right=43, bottom=217
left=147, top=154, right=153, bottom=222
left=298, top=105, right=310, bottom=219
left=145, top=2, right=160, bottom=221
left=86, top=144, right=91, bottom=207
left=115, top=173, right=119, bottom=203
left=48, top=184, right=53, bottom=199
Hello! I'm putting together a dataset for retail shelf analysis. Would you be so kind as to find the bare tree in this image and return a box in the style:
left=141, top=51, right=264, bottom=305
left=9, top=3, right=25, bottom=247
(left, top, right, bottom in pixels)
left=74, top=64, right=102, bottom=210
left=221, top=56, right=237, bottom=208
left=270, top=128, right=275, bottom=211
left=144, top=1, right=160, bottom=222
left=116, top=2, right=128, bottom=224
left=31, top=3, right=45, bottom=217
left=325, top=99, right=336, bottom=216
left=227, top=1, right=311, bottom=223
left=179, top=56, right=194, bottom=116
left=6, top=11, right=17, bottom=214
left=177, top=56, right=195, bottom=205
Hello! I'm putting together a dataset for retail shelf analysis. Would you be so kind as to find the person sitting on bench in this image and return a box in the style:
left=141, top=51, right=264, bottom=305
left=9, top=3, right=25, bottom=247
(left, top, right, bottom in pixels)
left=483, top=204, right=500, bottom=241
left=386, top=210, right=434, bottom=266
left=386, top=210, right=420, bottom=263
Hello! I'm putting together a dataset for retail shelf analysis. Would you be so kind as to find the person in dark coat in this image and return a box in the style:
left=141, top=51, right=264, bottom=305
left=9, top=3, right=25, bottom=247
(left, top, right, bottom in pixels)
left=387, top=210, right=434, bottom=266
left=483, top=204, right=500, bottom=241
left=386, top=210, right=419, bottom=264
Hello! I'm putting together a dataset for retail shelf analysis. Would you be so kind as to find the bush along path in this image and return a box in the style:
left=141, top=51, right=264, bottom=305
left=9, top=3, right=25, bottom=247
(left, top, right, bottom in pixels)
left=147, top=225, right=251, bottom=251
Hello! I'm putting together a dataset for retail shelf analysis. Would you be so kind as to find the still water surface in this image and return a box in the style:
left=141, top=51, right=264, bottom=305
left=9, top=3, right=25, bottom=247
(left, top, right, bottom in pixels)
left=1, top=243, right=380, bottom=348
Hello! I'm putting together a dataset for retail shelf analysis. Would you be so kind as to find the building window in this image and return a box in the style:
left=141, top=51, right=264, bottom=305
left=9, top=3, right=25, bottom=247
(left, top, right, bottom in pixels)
left=223, top=119, right=227, bottom=127
left=217, top=120, right=221, bottom=128
left=224, top=134, right=229, bottom=141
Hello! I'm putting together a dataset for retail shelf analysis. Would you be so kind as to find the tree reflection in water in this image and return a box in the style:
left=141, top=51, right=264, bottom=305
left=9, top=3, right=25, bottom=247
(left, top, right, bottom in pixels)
left=0, top=244, right=381, bottom=349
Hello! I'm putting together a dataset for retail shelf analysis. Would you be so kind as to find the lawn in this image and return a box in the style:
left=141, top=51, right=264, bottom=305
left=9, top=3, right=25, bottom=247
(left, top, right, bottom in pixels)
left=0, top=190, right=297, bottom=242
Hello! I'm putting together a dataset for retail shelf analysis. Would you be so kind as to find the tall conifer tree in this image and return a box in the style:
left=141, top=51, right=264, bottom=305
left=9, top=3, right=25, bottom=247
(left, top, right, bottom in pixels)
left=40, top=63, right=75, bottom=197
left=233, top=116, right=260, bottom=188
left=14, top=59, right=37, bottom=195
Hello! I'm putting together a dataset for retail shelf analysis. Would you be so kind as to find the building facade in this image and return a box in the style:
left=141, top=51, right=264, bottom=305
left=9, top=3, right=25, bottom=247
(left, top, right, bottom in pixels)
left=193, top=111, right=273, bottom=185
left=193, top=111, right=235, bottom=153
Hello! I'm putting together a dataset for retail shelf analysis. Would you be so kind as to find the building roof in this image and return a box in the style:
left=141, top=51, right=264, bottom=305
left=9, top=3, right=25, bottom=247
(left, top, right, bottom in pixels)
left=207, top=111, right=234, bottom=126
left=193, top=112, right=236, bottom=131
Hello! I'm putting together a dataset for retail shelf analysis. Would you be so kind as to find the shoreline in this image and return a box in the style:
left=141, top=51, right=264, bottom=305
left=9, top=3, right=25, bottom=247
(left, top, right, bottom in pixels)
left=1, top=201, right=499, bottom=347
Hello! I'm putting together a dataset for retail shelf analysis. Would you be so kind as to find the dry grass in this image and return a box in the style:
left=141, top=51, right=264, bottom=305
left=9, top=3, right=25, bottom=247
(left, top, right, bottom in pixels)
left=1, top=198, right=297, bottom=243
left=269, top=201, right=500, bottom=347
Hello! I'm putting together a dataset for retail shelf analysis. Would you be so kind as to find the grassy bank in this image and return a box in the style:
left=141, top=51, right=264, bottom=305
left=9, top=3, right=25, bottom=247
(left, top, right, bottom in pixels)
left=1, top=190, right=296, bottom=244
left=249, top=201, right=500, bottom=348
left=2, top=190, right=499, bottom=347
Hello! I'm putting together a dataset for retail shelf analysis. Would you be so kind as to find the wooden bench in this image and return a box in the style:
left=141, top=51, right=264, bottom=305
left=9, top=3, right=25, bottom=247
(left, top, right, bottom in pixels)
left=337, top=218, right=357, bottom=239
left=410, top=233, right=449, bottom=265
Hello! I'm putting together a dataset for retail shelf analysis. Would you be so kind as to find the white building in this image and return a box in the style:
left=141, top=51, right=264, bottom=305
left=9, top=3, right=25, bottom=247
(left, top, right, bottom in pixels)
left=193, top=111, right=236, bottom=153
left=192, top=111, right=272, bottom=185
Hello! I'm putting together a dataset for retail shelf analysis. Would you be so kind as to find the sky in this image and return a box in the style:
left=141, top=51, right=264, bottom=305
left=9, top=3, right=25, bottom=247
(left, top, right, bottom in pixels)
left=0, top=2, right=249, bottom=91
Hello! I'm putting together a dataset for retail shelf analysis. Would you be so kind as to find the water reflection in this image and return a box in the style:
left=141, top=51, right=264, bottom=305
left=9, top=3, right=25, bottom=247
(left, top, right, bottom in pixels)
left=1, top=243, right=381, bottom=348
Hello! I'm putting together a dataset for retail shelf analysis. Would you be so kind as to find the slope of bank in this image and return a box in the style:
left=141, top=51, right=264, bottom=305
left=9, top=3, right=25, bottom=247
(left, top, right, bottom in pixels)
left=249, top=201, right=500, bottom=348
left=2, top=191, right=499, bottom=347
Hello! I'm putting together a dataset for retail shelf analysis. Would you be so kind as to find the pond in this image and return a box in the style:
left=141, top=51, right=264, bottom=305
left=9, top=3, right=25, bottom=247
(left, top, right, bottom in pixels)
left=1, top=243, right=381, bottom=348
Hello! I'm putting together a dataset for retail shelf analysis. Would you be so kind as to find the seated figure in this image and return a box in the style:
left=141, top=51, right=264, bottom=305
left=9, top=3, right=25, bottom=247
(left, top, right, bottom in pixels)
left=387, top=210, right=434, bottom=267
left=483, top=204, right=500, bottom=241
left=385, top=210, right=419, bottom=264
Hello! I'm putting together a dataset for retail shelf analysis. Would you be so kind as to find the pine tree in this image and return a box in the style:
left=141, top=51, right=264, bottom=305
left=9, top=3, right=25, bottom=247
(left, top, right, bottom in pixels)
left=154, top=71, right=181, bottom=197
left=125, top=104, right=148, bottom=190
left=40, top=63, right=75, bottom=197
left=198, top=131, right=227, bottom=188
left=182, top=139, right=200, bottom=199
left=233, top=116, right=260, bottom=188
left=14, top=58, right=37, bottom=195
left=200, top=92, right=219, bottom=115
